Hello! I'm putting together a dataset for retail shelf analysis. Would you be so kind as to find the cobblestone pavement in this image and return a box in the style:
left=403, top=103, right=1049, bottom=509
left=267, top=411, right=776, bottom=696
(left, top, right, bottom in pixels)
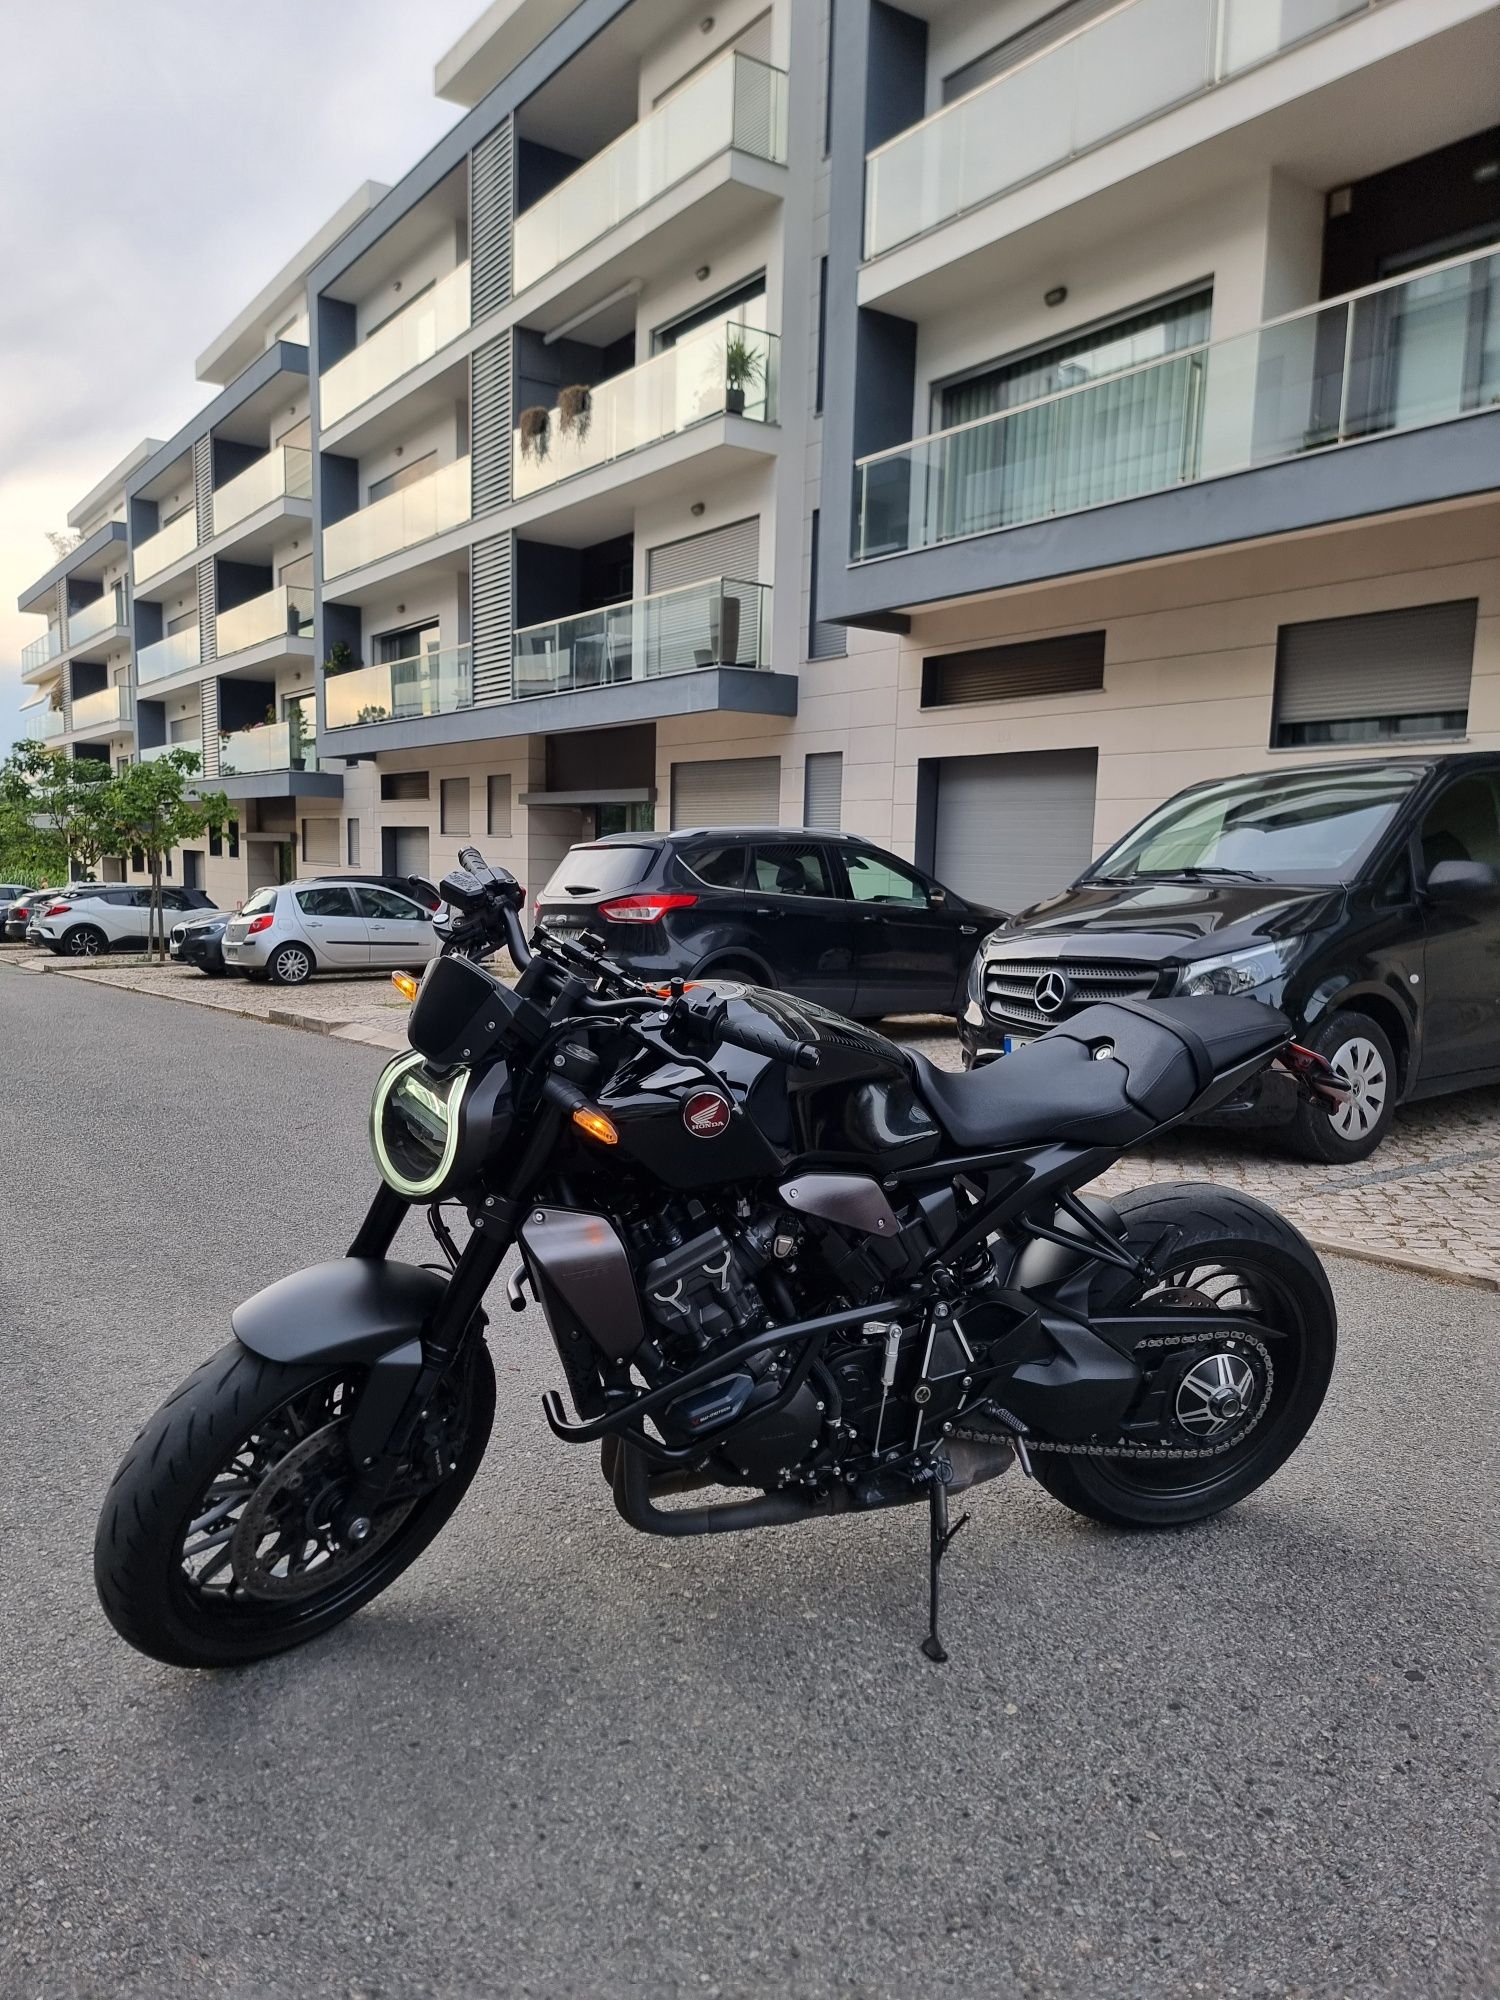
left=7, top=952, right=1497, bottom=1287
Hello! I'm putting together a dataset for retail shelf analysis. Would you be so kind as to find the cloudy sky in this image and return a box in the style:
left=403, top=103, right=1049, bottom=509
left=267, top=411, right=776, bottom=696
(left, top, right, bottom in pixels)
left=0, top=0, right=490, bottom=752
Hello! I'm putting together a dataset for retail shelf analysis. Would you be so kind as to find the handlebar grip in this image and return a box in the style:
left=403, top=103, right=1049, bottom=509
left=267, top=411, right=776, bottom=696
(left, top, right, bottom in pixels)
left=717, top=1014, right=819, bottom=1070
left=502, top=905, right=533, bottom=972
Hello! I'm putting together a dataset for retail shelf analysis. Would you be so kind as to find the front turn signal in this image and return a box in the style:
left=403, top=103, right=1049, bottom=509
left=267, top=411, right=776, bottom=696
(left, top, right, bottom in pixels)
left=391, top=970, right=420, bottom=1002
left=572, top=1104, right=619, bottom=1146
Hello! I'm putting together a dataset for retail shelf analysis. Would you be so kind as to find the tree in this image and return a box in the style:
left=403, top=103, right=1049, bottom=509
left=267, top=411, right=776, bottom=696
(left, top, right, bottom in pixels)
left=102, top=753, right=230, bottom=962
left=1, top=742, right=115, bottom=880
left=44, top=528, right=84, bottom=562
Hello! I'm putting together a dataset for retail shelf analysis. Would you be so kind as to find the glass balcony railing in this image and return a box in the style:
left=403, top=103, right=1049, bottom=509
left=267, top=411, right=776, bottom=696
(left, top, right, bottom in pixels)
left=142, top=738, right=203, bottom=764
left=22, top=630, right=61, bottom=672
left=67, top=587, right=125, bottom=649
left=218, top=717, right=319, bottom=777
left=133, top=508, right=198, bottom=585
left=211, top=447, right=313, bottom=537
left=136, top=627, right=203, bottom=686
left=215, top=585, right=314, bottom=658
left=324, top=645, right=474, bottom=729
left=514, top=577, right=770, bottom=699
left=319, top=263, right=472, bottom=430
left=513, top=53, right=788, bottom=294
left=322, top=456, right=473, bottom=578
left=37, top=706, right=67, bottom=741
left=69, top=684, right=133, bottom=733
left=864, top=0, right=1373, bottom=258
left=513, top=322, right=779, bottom=499
left=853, top=248, right=1500, bottom=561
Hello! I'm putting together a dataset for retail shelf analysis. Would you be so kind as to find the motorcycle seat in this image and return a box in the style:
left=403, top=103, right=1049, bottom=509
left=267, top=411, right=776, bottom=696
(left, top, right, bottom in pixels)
left=906, top=997, right=1289, bottom=1151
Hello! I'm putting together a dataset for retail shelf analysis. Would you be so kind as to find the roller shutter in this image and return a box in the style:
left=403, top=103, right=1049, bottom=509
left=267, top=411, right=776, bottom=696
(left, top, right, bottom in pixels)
left=803, top=752, right=843, bottom=829
left=671, top=756, right=780, bottom=828
left=1272, top=601, right=1475, bottom=741
left=646, top=518, right=760, bottom=592
left=930, top=749, right=1097, bottom=912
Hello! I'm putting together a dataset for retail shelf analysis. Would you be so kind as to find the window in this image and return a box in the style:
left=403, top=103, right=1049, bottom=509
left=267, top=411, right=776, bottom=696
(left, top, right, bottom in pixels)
left=440, top=777, right=470, bottom=835
left=653, top=276, right=767, bottom=353
left=131, top=847, right=145, bottom=873
left=301, top=817, right=338, bottom=865
left=923, top=632, right=1106, bottom=708
left=845, top=851, right=929, bottom=907
left=803, top=752, right=842, bottom=830
left=347, top=817, right=361, bottom=866
left=243, top=887, right=278, bottom=916
left=487, top=774, right=512, bottom=837
left=684, top=843, right=748, bottom=889
left=229, top=818, right=240, bottom=859
left=374, top=622, right=440, bottom=664
left=367, top=454, right=437, bottom=506
left=295, top=886, right=358, bottom=917
left=807, top=512, right=845, bottom=661
left=381, top=771, right=429, bottom=801
left=1419, top=775, right=1500, bottom=876
left=750, top=842, right=833, bottom=897
left=1271, top=602, right=1477, bottom=748
left=356, top=887, right=429, bottom=920
left=815, top=258, right=828, bottom=414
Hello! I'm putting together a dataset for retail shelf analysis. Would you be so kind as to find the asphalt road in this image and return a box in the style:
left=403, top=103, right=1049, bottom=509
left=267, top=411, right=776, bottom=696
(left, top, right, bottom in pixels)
left=2, top=970, right=1494, bottom=2000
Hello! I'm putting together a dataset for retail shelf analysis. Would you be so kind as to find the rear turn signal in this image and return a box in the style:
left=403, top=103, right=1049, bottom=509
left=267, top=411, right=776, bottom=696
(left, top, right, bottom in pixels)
left=597, top=892, right=697, bottom=925
left=391, top=970, right=420, bottom=1002
left=571, top=1105, right=619, bottom=1146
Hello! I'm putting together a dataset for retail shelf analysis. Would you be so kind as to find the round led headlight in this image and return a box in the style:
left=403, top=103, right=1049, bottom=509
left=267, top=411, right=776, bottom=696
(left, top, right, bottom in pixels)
left=369, top=1051, right=513, bottom=1201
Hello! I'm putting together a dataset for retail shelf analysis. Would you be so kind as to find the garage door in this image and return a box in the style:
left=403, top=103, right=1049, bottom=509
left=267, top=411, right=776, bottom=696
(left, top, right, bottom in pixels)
left=930, top=749, right=1098, bottom=912
left=671, top=756, right=780, bottom=828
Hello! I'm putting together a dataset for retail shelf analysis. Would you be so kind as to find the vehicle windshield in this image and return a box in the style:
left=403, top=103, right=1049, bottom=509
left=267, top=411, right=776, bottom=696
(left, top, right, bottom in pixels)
left=1085, top=766, right=1422, bottom=887
left=541, top=846, right=654, bottom=898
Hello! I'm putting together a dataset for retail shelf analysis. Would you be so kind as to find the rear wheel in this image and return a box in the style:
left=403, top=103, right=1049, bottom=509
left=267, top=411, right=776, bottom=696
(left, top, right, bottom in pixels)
left=94, top=1339, right=495, bottom=1668
left=1032, top=1185, right=1336, bottom=1530
left=1286, top=1010, right=1397, bottom=1163
left=267, top=942, right=314, bottom=986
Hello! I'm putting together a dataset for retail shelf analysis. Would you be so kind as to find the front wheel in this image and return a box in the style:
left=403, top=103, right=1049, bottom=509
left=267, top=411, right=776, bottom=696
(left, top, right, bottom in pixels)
left=94, top=1338, right=495, bottom=1668
left=1286, top=1010, right=1397, bottom=1162
left=1032, top=1185, right=1336, bottom=1530
left=63, top=925, right=107, bottom=958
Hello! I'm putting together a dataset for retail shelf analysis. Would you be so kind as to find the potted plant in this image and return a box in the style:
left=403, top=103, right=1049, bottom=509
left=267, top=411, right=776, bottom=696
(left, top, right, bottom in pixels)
left=322, top=641, right=356, bottom=677
left=558, top=384, right=592, bottom=441
left=518, top=406, right=551, bottom=462
left=723, top=329, right=765, bottom=416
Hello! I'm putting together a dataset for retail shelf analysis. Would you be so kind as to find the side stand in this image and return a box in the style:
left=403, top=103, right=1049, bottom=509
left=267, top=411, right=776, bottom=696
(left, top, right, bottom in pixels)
left=920, top=1472, right=970, bottom=1664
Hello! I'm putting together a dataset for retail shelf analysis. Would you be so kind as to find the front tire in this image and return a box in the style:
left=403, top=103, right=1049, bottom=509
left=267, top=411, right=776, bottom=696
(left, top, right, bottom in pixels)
left=1286, top=1010, right=1397, bottom=1162
left=1032, top=1186, right=1336, bottom=1530
left=94, top=1338, right=495, bottom=1669
left=63, top=924, right=107, bottom=958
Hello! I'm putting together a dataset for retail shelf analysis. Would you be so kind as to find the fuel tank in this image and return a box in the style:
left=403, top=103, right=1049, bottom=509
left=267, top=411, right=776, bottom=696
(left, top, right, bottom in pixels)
left=598, top=986, right=941, bottom=1189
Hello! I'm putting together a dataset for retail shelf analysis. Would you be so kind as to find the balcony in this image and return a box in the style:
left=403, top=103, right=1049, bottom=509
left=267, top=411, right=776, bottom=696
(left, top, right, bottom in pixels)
left=513, top=52, right=788, bottom=295
left=66, top=587, right=125, bottom=650
left=69, top=685, right=133, bottom=733
left=320, top=263, right=472, bottom=430
left=142, top=738, right=203, bottom=764
left=322, top=457, right=472, bottom=579
left=514, top=577, right=770, bottom=699
left=852, top=248, right=1500, bottom=560
left=37, top=707, right=67, bottom=742
left=864, top=0, right=1373, bottom=259
left=513, top=323, right=779, bottom=501
left=211, top=447, right=313, bottom=538
left=218, top=716, right=319, bottom=777
left=21, top=630, right=61, bottom=673
left=133, top=508, right=198, bottom=586
left=137, top=627, right=203, bottom=687
left=324, top=645, right=473, bottom=730
left=216, top=585, right=313, bottom=659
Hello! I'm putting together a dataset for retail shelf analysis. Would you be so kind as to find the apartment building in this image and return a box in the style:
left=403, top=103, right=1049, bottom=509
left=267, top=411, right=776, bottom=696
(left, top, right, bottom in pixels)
left=13, top=0, right=1500, bottom=922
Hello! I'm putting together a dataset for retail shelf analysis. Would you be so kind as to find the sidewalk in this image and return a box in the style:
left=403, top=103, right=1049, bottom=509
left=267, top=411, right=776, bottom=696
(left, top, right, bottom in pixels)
left=7, top=953, right=1497, bottom=1287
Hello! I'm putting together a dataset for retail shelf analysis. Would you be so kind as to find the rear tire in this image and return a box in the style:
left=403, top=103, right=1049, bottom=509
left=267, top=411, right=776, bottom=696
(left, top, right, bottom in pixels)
left=94, top=1338, right=495, bottom=1669
left=1032, top=1185, right=1336, bottom=1530
left=266, top=942, right=314, bottom=986
left=1286, top=1010, right=1397, bottom=1163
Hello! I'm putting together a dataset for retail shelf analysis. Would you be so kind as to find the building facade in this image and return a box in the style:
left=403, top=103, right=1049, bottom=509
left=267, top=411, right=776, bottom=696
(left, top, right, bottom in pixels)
left=13, top=0, right=1500, bottom=920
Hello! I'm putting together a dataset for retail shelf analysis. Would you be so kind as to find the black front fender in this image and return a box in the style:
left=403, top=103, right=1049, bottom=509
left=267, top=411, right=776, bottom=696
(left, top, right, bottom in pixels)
left=231, top=1258, right=447, bottom=1365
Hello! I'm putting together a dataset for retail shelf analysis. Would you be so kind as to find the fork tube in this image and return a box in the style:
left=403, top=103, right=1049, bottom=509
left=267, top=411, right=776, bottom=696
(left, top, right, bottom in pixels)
left=347, top=1183, right=410, bottom=1259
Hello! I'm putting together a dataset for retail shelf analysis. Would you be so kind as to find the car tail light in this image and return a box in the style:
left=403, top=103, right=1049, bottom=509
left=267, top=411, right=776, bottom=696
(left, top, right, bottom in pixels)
left=596, top=892, right=698, bottom=925
left=246, top=913, right=274, bottom=935
left=43, top=902, right=71, bottom=917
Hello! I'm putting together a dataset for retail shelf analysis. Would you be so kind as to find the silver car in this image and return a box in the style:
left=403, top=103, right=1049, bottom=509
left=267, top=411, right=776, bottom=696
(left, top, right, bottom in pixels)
left=221, top=880, right=441, bottom=986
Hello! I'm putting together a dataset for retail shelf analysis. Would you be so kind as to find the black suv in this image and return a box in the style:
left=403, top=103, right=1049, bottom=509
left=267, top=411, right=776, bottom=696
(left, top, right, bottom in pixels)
left=536, top=827, right=1003, bottom=1018
left=960, top=754, right=1500, bottom=1161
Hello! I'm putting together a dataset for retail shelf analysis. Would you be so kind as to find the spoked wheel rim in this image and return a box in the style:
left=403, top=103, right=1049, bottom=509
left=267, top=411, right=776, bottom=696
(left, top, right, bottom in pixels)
left=1082, top=1254, right=1310, bottom=1504
left=272, top=946, right=312, bottom=985
left=66, top=928, right=102, bottom=957
left=1327, top=1034, right=1389, bottom=1143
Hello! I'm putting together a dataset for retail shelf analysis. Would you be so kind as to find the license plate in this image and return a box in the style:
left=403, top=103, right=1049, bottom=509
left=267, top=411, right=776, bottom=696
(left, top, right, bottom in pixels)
left=1002, top=1033, right=1033, bottom=1056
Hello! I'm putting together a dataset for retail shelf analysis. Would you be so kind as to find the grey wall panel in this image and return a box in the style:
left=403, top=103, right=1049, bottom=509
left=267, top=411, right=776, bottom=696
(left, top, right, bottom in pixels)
left=928, top=749, right=1098, bottom=911
left=471, top=333, right=514, bottom=517
left=470, top=119, right=514, bottom=322
left=471, top=532, right=514, bottom=706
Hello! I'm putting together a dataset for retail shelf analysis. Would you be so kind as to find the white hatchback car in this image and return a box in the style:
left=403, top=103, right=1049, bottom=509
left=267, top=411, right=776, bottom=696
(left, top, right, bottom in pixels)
left=222, top=880, right=441, bottom=985
left=34, top=884, right=217, bottom=956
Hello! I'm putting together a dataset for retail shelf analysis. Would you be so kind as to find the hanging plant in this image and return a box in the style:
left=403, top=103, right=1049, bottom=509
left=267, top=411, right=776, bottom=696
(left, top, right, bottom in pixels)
left=558, top=384, right=592, bottom=440
left=518, top=406, right=552, bottom=461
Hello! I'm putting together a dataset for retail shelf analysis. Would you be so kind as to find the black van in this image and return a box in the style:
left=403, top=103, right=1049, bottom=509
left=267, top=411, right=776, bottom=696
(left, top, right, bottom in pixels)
left=959, top=754, right=1500, bottom=1161
left=536, top=826, right=1004, bottom=1019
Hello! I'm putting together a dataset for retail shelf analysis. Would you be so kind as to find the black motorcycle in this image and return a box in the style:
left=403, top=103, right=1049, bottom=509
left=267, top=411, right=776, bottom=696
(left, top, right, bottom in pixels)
left=95, top=849, right=1349, bottom=1669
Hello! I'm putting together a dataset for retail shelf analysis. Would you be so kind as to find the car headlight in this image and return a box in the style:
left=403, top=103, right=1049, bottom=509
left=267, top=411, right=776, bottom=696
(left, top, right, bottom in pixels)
left=1176, top=941, right=1292, bottom=998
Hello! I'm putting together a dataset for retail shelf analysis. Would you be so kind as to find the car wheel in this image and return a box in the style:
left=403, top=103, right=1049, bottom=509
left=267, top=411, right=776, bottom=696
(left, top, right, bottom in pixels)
left=700, top=958, right=772, bottom=990
left=1286, top=1011, right=1398, bottom=1164
left=63, top=925, right=107, bottom=958
left=266, top=943, right=314, bottom=987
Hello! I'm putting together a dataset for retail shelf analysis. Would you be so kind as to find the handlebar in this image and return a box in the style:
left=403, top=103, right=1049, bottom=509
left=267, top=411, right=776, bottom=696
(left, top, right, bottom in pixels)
left=707, top=1004, right=819, bottom=1070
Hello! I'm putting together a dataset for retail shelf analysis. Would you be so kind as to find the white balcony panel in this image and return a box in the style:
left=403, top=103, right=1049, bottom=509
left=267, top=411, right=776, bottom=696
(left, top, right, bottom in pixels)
left=320, top=264, right=472, bottom=430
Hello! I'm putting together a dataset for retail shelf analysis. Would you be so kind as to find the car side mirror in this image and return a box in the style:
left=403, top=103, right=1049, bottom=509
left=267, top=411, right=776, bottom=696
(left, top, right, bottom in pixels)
left=928, top=886, right=946, bottom=906
left=1425, top=858, right=1500, bottom=901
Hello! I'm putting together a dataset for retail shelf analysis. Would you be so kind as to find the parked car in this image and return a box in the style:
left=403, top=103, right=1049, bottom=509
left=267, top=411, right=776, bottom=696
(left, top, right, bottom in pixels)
left=170, top=912, right=232, bottom=976
left=535, top=827, right=1004, bottom=1019
left=0, top=884, right=29, bottom=919
left=3, top=889, right=53, bottom=941
left=960, top=753, right=1500, bottom=1161
left=33, top=884, right=216, bottom=957
left=221, top=879, right=441, bottom=985
left=24, top=883, right=99, bottom=944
